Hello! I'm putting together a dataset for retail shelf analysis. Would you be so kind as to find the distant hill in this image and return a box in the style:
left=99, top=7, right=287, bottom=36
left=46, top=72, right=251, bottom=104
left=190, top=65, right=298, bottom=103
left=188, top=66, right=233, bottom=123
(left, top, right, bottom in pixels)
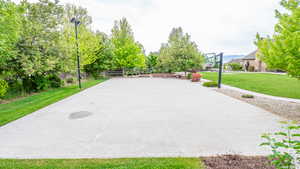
left=223, top=55, right=244, bottom=63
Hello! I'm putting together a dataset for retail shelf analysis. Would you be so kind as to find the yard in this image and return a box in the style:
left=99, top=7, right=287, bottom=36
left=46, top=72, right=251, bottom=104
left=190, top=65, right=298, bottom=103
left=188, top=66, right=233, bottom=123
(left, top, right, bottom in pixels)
left=200, top=72, right=300, bottom=99
left=0, top=79, right=106, bottom=127
left=0, top=158, right=202, bottom=169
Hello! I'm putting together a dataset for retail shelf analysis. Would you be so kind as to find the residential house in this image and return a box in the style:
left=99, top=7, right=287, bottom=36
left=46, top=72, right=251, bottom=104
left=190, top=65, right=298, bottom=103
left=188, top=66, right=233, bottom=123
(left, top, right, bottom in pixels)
left=242, top=50, right=267, bottom=72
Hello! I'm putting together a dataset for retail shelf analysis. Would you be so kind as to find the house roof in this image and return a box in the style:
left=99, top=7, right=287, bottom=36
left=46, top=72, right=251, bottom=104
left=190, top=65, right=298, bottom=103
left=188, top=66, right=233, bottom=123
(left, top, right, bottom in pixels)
left=228, top=58, right=243, bottom=63
left=243, top=50, right=258, bottom=60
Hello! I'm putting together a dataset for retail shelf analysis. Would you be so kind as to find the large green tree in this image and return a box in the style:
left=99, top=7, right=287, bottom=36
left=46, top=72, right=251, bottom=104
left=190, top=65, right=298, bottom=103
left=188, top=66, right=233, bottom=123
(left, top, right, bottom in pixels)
left=146, top=52, right=159, bottom=72
left=256, top=0, right=300, bottom=78
left=157, top=27, right=204, bottom=73
left=83, top=32, right=114, bottom=78
left=60, top=4, right=94, bottom=73
left=0, top=0, right=22, bottom=74
left=111, top=18, right=146, bottom=71
left=11, top=0, right=65, bottom=78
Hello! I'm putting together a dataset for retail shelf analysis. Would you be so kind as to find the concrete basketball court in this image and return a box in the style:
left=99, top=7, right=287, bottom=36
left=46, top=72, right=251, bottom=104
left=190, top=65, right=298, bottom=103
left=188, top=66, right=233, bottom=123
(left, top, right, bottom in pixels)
left=0, top=78, right=282, bottom=159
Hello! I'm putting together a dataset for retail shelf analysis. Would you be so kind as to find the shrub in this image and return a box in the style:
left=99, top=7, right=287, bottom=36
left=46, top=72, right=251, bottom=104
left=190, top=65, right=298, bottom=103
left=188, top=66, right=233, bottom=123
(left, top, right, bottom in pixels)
left=249, top=66, right=255, bottom=72
left=241, top=94, right=254, bottom=98
left=229, top=63, right=243, bottom=71
left=187, top=73, right=192, bottom=79
left=66, top=77, right=74, bottom=84
left=91, top=71, right=101, bottom=79
left=203, top=81, right=218, bottom=87
left=0, top=80, right=9, bottom=97
left=34, top=76, right=51, bottom=90
left=48, top=74, right=63, bottom=88
left=29, top=74, right=63, bottom=91
left=261, top=121, right=300, bottom=169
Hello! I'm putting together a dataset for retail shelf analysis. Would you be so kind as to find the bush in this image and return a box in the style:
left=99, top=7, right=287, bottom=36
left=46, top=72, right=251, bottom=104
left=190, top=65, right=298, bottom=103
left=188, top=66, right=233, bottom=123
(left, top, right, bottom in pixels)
left=249, top=66, right=255, bottom=72
left=261, top=121, right=300, bottom=169
left=34, top=76, right=51, bottom=90
left=228, top=63, right=243, bottom=71
left=0, top=80, right=9, bottom=97
left=203, top=81, right=218, bottom=87
left=66, top=77, right=74, bottom=84
left=48, top=74, right=63, bottom=88
left=241, top=94, right=254, bottom=98
left=23, top=74, right=63, bottom=92
left=187, top=73, right=192, bottom=79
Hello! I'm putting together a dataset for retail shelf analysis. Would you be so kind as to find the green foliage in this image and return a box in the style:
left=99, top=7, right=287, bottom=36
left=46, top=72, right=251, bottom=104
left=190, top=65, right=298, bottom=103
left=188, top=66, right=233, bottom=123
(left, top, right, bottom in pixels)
left=228, top=63, right=242, bottom=71
left=0, top=0, right=21, bottom=69
left=20, top=74, right=63, bottom=92
left=256, top=0, right=300, bottom=78
left=203, top=81, right=218, bottom=87
left=200, top=72, right=300, bottom=99
left=261, top=121, right=300, bottom=169
left=248, top=66, right=255, bottom=72
left=13, top=0, right=64, bottom=77
left=146, top=52, right=159, bottom=72
left=157, top=27, right=204, bottom=73
left=241, top=94, right=254, bottom=98
left=111, top=18, right=146, bottom=70
left=0, top=158, right=203, bottom=169
left=66, top=77, right=74, bottom=84
left=187, top=73, right=192, bottom=79
left=0, top=80, right=8, bottom=97
left=47, top=74, right=64, bottom=88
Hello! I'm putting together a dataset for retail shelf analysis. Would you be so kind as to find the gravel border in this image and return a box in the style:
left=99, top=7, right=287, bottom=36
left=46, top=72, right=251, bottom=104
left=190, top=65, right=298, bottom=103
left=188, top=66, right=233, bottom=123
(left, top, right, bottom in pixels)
left=215, top=88, right=300, bottom=121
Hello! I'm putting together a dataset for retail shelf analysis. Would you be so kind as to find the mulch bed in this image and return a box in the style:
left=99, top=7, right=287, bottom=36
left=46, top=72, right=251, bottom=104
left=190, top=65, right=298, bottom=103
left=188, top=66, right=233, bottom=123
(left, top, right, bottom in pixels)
left=202, top=155, right=275, bottom=169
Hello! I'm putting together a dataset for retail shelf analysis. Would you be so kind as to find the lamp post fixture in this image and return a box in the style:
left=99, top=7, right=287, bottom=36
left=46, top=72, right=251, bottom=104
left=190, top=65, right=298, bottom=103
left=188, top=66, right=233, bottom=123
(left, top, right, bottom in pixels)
left=71, top=17, right=81, bottom=89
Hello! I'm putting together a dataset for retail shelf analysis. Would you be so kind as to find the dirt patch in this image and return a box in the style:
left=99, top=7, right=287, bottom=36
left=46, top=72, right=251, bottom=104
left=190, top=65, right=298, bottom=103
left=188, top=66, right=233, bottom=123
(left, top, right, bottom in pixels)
left=202, top=155, right=275, bottom=169
left=216, top=88, right=300, bottom=121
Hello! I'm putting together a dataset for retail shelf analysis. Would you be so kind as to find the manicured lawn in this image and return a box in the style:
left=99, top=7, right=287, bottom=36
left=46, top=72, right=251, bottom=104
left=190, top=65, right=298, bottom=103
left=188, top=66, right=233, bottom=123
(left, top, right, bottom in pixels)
left=0, top=158, right=203, bottom=169
left=200, top=72, right=300, bottom=99
left=0, top=79, right=106, bottom=127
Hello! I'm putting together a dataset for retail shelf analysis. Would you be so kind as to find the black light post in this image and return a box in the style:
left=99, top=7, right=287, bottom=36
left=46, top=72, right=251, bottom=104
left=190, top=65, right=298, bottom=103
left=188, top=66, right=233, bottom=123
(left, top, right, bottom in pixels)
left=217, top=53, right=223, bottom=88
left=71, top=17, right=81, bottom=89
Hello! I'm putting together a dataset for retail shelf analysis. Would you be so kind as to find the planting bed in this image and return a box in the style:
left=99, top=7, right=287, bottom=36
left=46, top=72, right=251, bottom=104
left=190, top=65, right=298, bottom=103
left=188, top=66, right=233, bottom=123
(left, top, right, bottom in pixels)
left=202, top=155, right=275, bottom=169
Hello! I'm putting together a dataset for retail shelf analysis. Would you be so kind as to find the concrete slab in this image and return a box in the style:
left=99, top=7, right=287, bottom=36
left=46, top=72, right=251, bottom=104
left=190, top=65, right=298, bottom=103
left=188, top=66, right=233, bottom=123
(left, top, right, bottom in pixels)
left=0, top=78, right=282, bottom=158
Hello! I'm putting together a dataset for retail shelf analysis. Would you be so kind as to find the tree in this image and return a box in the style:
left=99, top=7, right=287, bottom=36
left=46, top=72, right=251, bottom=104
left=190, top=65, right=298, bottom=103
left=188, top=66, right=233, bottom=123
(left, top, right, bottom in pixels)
left=2, top=0, right=66, bottom=91
left=84, top=32, right=114, bottom=78
left=256, top=0, right=300, bottom=78
left=0, top=0, right=22, bottom=74
left=111, top=18, right=146, bottom=71
left=60, top=3, right=94, bottom=73
left=146, top=52, right=159, bottom=72
left=157, top=27, right=204, bottom=74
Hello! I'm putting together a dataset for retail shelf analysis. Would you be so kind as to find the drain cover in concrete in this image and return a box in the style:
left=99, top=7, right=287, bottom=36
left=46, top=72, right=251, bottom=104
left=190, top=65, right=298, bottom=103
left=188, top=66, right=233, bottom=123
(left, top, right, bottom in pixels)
left=69, top=111, right=92, bottom=120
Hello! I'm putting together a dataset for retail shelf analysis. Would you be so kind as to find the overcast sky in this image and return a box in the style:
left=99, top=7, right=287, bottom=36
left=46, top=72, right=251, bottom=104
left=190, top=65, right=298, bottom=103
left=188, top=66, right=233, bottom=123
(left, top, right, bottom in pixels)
left=18, top=0, right=282, bottom=55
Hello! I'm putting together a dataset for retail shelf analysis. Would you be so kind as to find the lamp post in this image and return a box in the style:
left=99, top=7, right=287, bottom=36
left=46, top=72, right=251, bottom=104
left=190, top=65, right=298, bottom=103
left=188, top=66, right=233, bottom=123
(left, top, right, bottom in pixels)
left=217, top=53, right=223, bottom=89
left=71, top=17, right=81, bottom=89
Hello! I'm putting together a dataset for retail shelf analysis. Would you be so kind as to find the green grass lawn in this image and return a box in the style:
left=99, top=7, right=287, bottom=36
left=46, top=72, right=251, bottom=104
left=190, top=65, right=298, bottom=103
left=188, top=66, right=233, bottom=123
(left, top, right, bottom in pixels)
left=0, top=158, right=203, bottom=169
left=0, top=79, right=106, bottom=127
left=200, top=72, right=300, bottom=99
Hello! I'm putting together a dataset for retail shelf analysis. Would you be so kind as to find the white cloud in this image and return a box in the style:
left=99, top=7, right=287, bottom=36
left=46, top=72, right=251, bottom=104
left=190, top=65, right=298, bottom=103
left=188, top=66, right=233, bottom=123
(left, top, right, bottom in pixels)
left=15, top=0, right=283, bottom=55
